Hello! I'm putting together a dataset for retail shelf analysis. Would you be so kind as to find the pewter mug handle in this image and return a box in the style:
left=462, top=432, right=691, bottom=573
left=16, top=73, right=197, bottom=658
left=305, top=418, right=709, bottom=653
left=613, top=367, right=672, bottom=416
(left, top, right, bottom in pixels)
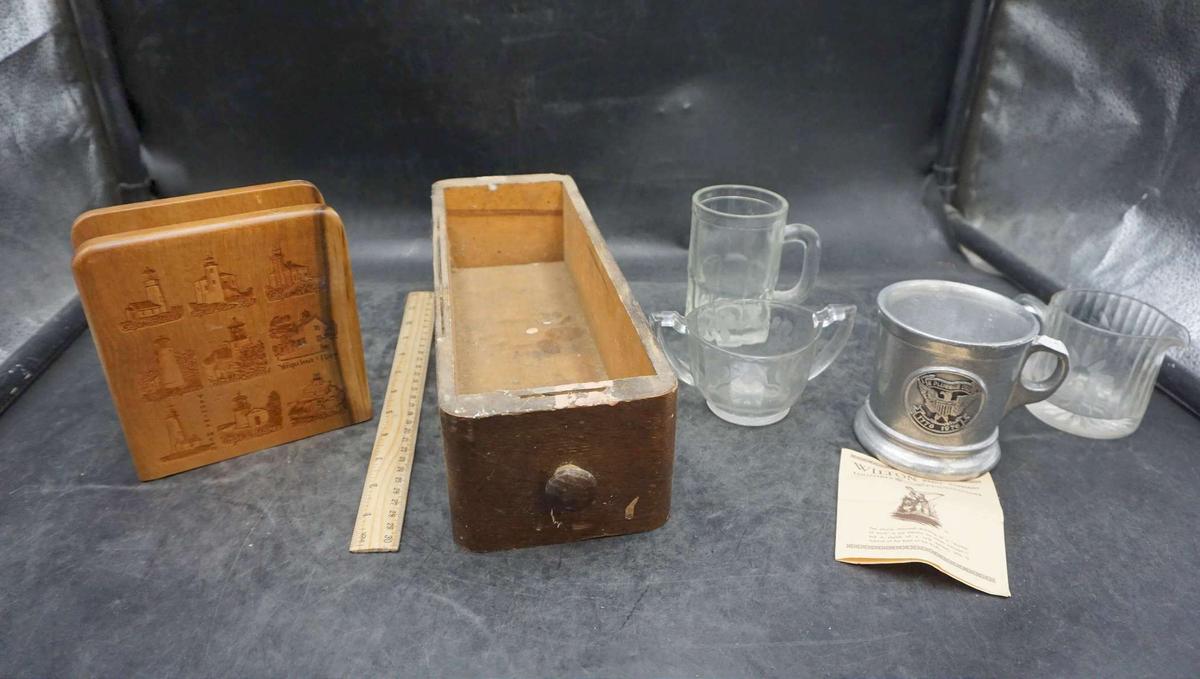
left=651, top=311, right=695, bottom=386
left=1006, top=336, right=1070, bottom=411
left=773, top=223, right=821, bottom=304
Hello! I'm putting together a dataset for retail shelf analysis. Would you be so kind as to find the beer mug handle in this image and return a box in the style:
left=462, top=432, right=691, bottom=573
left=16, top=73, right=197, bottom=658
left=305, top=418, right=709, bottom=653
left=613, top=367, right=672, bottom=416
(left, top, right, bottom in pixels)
left=773, top=223, right=821, bottom=304
left=808, top=304, right=856, bottom=379
left=651, top=311, right=695, bottom=386
left=1007, top=336, right=1070, bottom=411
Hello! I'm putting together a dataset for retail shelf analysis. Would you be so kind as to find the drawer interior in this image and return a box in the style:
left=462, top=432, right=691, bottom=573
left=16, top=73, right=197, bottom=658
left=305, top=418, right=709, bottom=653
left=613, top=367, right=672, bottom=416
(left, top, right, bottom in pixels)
left=443, top=180, right=655, bottom=395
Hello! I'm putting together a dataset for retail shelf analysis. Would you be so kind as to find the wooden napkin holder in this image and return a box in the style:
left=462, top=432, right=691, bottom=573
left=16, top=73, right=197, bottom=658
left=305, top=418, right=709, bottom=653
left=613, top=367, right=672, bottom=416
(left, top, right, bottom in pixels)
left=72, top=181, right=371, bottom=480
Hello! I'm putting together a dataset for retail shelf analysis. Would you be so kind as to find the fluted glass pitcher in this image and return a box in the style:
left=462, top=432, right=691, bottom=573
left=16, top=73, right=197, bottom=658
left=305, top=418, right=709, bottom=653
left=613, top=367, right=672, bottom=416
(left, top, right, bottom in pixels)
left=1016, top=290, right=1190, bottom=439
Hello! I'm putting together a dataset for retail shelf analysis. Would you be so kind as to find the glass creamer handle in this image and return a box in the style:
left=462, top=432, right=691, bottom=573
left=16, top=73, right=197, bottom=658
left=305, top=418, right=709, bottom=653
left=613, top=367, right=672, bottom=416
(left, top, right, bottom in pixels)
left=773, top=223, right=821, bottom=304
left=1013, top=293, right=1049, bottom=328
left=808, top=304, right=856, bottom=380
left=651, top=311, right=695, bottom=386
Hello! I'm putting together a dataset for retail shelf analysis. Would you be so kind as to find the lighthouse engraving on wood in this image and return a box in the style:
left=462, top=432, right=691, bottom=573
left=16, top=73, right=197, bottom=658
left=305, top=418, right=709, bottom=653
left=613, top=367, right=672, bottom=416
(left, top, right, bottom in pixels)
left=72, top=183, right=371, bottom=480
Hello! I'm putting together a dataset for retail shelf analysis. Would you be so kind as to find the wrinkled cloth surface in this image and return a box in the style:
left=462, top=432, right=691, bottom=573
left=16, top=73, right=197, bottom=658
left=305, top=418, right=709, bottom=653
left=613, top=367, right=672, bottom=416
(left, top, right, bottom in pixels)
left=97, top=0, right=967, bottom=273
left=0, top=0, right=116, bottom=364
left=958, top=0, right=1200, bottom=382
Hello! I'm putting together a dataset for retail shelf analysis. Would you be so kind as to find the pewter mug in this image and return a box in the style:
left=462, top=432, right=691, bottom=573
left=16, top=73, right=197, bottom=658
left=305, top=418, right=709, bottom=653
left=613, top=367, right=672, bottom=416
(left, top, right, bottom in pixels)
left=854, top=280, right=1070, bottom=480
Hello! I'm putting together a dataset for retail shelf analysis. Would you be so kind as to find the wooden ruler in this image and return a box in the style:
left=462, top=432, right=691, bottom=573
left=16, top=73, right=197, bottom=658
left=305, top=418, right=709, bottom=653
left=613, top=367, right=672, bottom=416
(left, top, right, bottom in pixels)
left=349, top=291, right=435, bottom=553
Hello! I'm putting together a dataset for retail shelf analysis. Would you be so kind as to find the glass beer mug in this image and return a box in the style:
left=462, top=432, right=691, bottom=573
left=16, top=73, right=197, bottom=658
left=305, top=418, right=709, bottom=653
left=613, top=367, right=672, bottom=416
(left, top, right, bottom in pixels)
left=687, top=185, right=821, bottom=313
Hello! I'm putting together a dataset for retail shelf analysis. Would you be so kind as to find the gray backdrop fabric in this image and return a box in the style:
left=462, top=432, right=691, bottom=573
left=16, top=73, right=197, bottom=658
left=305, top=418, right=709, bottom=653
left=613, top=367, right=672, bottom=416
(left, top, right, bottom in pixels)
left=97, top=0, right=968, bottom=272
left=0, top=0, right=117, bottom=364
left=958, top=0, right=1200, bottom=378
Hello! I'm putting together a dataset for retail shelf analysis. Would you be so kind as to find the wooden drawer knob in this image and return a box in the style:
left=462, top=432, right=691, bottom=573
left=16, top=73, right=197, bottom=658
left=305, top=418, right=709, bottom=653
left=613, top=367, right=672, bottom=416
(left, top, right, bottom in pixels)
left=545, top=464, right=596, bottom=511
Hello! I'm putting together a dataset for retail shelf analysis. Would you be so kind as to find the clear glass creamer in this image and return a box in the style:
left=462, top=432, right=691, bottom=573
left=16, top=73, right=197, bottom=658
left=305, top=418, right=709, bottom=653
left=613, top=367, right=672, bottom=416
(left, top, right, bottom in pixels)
left=1016, top=290, right=1190, bottom=439
left=654, top=299, right=855, bottom=426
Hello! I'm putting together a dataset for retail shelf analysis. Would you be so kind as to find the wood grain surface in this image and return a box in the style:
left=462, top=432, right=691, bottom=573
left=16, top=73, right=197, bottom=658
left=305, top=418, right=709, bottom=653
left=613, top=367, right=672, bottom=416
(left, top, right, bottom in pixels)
left=72, top=185, right=370, bottom=480
left=433, top=174, right=677, bottom=551
left=71, top=180, right=323, bottom=249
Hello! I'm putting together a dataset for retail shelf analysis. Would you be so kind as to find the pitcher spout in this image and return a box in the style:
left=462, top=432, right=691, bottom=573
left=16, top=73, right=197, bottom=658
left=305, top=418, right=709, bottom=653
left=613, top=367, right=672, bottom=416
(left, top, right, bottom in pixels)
left=1161, top=317, right=1191, bottom=352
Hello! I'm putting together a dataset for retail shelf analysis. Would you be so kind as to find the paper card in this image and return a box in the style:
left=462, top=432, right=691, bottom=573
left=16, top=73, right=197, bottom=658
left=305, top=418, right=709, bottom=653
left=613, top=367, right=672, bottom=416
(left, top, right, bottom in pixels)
left=835, top=448, right=1010, bottom=597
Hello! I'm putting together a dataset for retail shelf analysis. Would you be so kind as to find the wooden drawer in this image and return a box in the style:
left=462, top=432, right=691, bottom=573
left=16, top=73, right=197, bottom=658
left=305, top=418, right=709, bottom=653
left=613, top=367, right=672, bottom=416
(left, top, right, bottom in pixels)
left=432, top=174, right=677, bottom=551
